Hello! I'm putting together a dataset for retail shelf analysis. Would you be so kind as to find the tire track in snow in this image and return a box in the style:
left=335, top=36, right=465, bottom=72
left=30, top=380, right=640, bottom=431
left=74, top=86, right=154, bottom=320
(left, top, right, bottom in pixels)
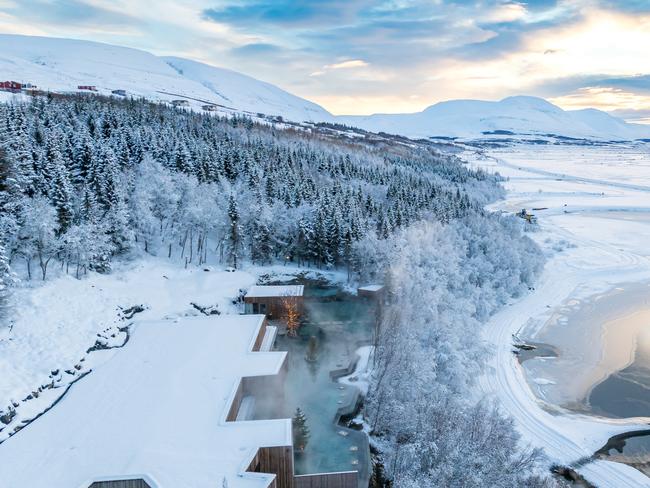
left=476, top=145, right=650, bottom=487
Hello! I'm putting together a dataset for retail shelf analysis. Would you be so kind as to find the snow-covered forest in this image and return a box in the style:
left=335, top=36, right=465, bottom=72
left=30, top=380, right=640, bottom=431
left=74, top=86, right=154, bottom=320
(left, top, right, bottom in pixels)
left=0, top=95, right=499, bottom=285
left=360, top=218, right=551, bottom=486
left=0, top=94, right=555, bottom=486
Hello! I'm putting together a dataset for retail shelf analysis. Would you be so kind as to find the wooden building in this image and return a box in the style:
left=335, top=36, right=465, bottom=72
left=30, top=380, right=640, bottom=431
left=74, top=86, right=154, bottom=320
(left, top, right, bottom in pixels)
left=0, top=312, right=359, bottom=488
left=244, top=285, right=305, bottom=320
left=171, top=99, right=189, bottom=106
left=357, top=284, right=384, bottom=299
left=111, top=89, right=127, bottom=96
left=78, top=85, right=98, bottom=91
left=0, top=80, right=22, bottom=92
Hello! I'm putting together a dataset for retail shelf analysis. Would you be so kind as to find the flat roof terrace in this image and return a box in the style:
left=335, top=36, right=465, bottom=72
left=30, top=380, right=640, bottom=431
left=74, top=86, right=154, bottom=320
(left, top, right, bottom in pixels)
left=0, top=315, right=290, bottom=488
left=245, top=285, right=304, bottom=298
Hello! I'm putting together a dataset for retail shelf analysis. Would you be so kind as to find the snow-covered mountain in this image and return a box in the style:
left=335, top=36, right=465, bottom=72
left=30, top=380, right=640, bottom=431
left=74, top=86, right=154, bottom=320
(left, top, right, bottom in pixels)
left=341, top=96, right=650, bottom=141
left=1, top=34, right=648, bottom=140
left=0, top=34, right=334, bottom=123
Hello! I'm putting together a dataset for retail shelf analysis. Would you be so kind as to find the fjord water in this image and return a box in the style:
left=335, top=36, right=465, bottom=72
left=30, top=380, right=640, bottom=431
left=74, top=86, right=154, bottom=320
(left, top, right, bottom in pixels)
left=522, top=282, right=650, bottom=418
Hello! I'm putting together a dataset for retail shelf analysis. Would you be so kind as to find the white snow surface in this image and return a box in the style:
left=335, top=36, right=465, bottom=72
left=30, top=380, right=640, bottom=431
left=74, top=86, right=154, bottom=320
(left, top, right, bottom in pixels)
left=0, top=314, right=290, bottom=488
left=163, top=56, right=333, bottom=122
left=468, top=142, right=650, bottom=487
left=0, top=257, right=257, bottom=441
left=341, top=96, right=650, bottom=140
left=0, top=34, right=333, bottom=123
left=2, top=34, right=649, bottom=140
left=245, top=284, right=304, bottom=298
left=338, top=346, right=374, bottom=397
left=357, top=284, right=384, bottom=292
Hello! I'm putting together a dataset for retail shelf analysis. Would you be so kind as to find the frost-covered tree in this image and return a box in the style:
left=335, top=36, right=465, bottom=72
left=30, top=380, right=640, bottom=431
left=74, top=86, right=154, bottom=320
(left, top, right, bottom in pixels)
left=0, top=242, right=16, bottom=326
left=361, top=217, right=546, bottom=487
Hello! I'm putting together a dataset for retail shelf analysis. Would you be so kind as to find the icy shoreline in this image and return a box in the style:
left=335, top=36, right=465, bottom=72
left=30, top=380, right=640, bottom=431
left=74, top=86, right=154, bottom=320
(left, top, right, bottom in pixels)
left=522, top=281, right=650, bottom=414
left=469, top=142, right=650, bottom=486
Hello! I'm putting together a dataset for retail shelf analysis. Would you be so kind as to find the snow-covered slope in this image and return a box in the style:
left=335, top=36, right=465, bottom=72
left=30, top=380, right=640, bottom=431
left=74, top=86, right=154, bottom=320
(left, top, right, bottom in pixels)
left=341, top=96, right=650, bottom=141
left=163, top=56, right=332, bottom=123
left=1, top=34, right=648, bottom=140
left=0, top=34, right=333, bottom=122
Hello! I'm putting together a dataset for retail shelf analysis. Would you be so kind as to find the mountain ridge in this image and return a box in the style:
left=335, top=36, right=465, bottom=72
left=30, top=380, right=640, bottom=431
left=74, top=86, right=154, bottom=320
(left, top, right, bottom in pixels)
left=1, top=34, right=648, bottom=141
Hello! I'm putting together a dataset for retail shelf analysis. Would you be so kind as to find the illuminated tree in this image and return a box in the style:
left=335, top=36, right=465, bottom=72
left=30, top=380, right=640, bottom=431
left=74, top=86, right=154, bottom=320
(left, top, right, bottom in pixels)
left=282, top=293, right=300, bottom=337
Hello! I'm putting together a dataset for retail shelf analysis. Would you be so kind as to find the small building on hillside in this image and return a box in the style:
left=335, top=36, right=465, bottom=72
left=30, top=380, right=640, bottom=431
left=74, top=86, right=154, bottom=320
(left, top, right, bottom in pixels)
left=171, top=99, right=189, bottom=107
left=78, top=85, right=97, bottom=91
left=358, top=284, right=385, bottom=299
left=202, top=104, right=219, bottom=111
left=111, top=89, right=127, bottom=96
left=0, top=81, right=22, bottom=92
left=244, top=285, right=304, bottom=320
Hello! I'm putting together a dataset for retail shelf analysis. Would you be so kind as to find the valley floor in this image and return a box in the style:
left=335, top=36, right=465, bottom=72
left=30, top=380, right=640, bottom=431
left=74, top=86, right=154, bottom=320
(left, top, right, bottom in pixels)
left=469, top=143, right=650, bottom=486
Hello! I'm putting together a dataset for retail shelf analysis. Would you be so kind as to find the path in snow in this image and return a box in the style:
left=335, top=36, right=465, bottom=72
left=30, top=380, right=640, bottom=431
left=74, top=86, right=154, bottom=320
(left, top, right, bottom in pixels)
left=471, top=143, right=650, bottom=487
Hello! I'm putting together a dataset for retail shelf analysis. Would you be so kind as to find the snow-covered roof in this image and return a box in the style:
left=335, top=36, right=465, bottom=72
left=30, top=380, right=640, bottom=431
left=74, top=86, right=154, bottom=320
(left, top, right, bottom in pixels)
left=358, top=284, right=384, bottom=292
left=0, top=314, right=290, bottom=488
left=246, top=285, right=304, bottom=298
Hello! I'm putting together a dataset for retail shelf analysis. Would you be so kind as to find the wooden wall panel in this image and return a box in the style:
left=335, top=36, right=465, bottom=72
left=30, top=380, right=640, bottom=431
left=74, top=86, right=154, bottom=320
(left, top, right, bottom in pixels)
left=226, top=380, right=244, bottom=421
left=89, top=480, right=151, bottom=488
left=248, top=446, right=294, bottom=488
left=294, top=471, right=358, bottom=488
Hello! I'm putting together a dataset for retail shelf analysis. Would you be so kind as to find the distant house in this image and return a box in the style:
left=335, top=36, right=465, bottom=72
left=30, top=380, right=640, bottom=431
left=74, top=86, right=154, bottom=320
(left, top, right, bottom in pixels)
left=171, top=99, right=189, bottom=107
left=202, top=104, right=219, bottom=111
left=0, top=81, right=22, bottom=92
left=78, top=85, right=97, bottom=91
left=244, top=285, right=304, bottom=319
left=111, top=89, right=127, bottom=96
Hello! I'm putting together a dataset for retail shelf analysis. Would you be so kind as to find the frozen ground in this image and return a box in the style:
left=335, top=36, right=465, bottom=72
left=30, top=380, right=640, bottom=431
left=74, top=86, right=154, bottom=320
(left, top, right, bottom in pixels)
left=468, top=142, right=650, bottom=486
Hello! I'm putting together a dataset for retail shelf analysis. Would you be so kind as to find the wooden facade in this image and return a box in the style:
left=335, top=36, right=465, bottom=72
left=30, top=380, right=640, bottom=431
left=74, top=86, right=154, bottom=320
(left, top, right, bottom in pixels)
left=244, top=296, right=301, bottom=320
left=357, top=285, right=384, bottom=300
left=244, top=297, right=304, bottom=321
left=247, top=446, right=295, bottom=488
left=294, top=472, right=358, bottom=488
left=89, top=480, right=151, bottom=488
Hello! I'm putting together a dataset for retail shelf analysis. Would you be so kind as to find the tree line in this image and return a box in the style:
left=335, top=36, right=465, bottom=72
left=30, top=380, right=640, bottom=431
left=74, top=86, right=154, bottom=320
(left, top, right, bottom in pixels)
left=0, top=94, right=499, bottom=287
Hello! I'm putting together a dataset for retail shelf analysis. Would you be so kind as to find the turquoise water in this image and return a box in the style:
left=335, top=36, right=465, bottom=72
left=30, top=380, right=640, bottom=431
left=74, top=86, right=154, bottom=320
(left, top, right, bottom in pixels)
left=252, top=284, right=373, bottom=485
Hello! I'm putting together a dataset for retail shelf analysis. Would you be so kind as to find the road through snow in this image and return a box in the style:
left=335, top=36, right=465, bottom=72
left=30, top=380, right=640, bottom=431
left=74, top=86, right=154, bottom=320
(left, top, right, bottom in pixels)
left=471, top=143, right=650, bottom=487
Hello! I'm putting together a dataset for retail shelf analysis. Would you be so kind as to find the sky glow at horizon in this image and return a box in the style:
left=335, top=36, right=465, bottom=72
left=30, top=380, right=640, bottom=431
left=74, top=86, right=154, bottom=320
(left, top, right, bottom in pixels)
left=1, top=0, right=649, bottom=121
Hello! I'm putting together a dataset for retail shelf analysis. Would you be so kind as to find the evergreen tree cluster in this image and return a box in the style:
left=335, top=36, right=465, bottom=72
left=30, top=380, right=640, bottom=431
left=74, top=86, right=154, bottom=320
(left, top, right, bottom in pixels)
left=0, top=94, right=501, bottom=284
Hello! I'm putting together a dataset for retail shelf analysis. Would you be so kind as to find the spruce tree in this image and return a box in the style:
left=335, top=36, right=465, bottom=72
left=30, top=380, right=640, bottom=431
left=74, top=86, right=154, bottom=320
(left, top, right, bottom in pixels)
left=292, top=407, right=310, bottom=453
left=227, top=195, right=240, bottom=269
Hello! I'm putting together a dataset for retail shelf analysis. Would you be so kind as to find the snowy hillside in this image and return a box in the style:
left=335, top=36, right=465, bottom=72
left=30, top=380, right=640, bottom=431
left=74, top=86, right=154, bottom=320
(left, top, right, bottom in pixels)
left=341, top=96, right=650, bottom=141
left=163, top=57, right=333, bottom=123
left=1, top=34, right=648, bottom=140
left=0, top=34, right=333, bottom=123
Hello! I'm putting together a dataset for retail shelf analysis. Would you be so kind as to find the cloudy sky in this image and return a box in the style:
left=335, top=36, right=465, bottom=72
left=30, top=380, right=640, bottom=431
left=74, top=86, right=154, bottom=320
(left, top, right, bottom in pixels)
left=1, top=0, right=649, bottom=121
